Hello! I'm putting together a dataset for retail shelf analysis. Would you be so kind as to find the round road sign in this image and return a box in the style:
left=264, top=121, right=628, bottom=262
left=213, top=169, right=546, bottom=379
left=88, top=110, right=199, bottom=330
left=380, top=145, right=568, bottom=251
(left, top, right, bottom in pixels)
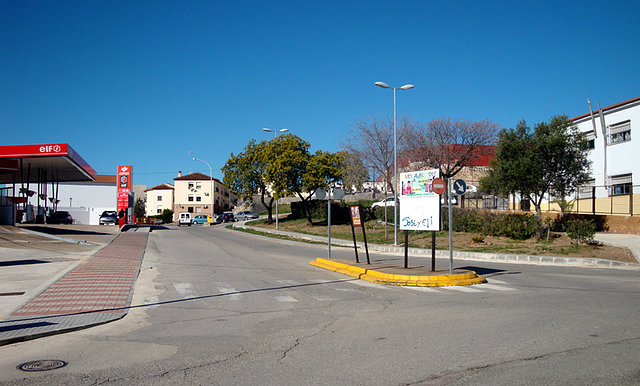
left=453, top=179, right=467, bottom=195
left=432, top=178, right=446, bottom=195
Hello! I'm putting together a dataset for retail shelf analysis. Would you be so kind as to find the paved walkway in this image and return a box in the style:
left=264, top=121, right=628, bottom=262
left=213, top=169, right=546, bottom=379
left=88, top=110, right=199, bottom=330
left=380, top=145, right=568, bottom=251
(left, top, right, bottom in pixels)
left=0, top=228, right=149, bottom=346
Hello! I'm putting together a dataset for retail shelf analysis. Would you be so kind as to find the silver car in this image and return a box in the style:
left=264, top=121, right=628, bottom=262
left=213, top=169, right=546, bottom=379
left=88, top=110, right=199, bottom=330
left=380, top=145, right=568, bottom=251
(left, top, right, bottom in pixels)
left=235, top=211, right=259, bottom=221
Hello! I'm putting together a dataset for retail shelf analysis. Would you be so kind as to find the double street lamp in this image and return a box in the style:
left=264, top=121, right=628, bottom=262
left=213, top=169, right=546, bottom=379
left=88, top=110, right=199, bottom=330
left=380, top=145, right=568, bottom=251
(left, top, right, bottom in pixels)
left=374, top=81, right=415, bottom=245
left=192, top=157, right=215, bottom=221
left=262, top=128, right=289, bottom=229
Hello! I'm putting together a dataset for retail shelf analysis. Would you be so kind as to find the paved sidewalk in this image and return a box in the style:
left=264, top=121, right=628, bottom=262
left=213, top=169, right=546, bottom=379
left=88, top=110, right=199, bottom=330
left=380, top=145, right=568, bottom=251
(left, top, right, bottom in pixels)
left=0, top=228, right=149, bottom=346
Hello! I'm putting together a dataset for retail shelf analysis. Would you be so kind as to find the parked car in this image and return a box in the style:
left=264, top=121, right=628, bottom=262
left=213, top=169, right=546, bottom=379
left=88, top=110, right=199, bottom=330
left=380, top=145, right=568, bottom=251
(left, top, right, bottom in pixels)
left=235, top=211, right=258, bottom=221
left=47, top=211, right=73, bottom=224
left=177, top=212, right=192, bottom=226
left=371, top=197, right=395, bottom=208
left=441, top=195, right=459, bottom=206
left=217, top=212, right=235, bottom=223
left=192, top=214, right=210, bottom=224
left=99, top=210, right=118, bottom=225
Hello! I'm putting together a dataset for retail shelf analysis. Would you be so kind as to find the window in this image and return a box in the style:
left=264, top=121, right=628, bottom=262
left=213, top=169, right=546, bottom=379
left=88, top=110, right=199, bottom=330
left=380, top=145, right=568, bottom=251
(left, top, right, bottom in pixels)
left=188, top=182, right=194, bottom=189
left=196, top=207, right=202, bottom=213
left=215, top=187, right=219, bottom=192
left=188, top=207, right=194, bottom=213
left=578, top=179, right=595, bottom=199
left=157, top=195, right=162, bottom=201
left=610, top=174, right=632, bottom=196
left=585, top=131, right=595, bottom=150
left=188, top=195, right=194, bottom=202
left=196, top=196, right=201, bottom=202
left=157, top=205, right=162, bottom=214
left=609, top=120, right=631, bottom=145
left=196, top=182, right=202, bottom=189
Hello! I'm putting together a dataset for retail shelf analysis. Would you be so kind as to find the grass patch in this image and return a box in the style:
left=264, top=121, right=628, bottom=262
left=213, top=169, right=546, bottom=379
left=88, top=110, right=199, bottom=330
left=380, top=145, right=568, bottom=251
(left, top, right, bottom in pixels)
left=242, top=216, right=636, bottom=262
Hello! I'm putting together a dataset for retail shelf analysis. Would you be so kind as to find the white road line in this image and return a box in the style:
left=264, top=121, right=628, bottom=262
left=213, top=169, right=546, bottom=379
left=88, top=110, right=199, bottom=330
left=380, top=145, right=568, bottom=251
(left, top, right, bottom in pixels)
left=276, top=280, right=301, bottom=286
left=215, top=282, right=242, bottom=300
left=476, top=284, right=515, bottom=291
left=486, top=278, right=509, bottom=285
left=405, top=286, right=440, bottom=293
left=173, top=283, right=196, bottom=299
left=144, top=296, right=160, bottom=306
left=440, top=286, right=483, bottom=293
left=348, top=280, right=394, bottom=290
left=274, top=295, right=298, bottom=303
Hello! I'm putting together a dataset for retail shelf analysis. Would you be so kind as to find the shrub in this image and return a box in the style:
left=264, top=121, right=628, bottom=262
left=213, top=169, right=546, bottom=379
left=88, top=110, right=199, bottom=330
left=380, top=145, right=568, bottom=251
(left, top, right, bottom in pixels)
left=565, top=218, right=596, bottom=245
left=441, top=208, right=537, bottom=240
left=161, top=209, right=174, bottom=224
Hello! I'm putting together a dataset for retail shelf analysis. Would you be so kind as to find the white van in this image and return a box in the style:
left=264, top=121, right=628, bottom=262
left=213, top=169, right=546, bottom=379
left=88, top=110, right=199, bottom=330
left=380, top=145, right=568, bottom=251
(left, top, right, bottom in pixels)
left=177, top=212, right=192, bottom=226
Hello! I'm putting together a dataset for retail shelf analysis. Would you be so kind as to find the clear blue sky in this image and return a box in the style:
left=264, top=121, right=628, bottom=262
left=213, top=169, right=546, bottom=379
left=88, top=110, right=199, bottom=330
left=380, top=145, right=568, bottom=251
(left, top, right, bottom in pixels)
left=2, top=1, right=639, bottom=188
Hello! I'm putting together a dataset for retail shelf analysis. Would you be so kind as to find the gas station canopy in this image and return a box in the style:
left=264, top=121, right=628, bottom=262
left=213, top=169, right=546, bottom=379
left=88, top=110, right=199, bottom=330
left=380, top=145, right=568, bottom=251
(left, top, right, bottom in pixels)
left=0, top=143, right=97, bottom=184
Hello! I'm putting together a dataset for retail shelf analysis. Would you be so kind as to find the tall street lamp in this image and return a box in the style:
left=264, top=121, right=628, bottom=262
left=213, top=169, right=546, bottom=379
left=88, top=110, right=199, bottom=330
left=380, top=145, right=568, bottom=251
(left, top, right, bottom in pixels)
left=262, top=128, right=289, bottom=229
left=193, top=157, right=214, bottom=222
left=374, top=81, right=415, bottom=245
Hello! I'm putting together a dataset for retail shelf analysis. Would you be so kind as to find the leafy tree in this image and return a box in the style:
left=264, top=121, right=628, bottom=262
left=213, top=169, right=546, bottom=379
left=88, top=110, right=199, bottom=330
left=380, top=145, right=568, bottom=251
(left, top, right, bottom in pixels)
left=337, top=150, right=368, bottom=193
left=265, top=135, right=343, bottom=225
left=221, top=140, right=276, bottom=223
left=134, top=197, right=146, bottom=220
left=403, top=118, right=499, bottom=178
left=161, top=209, right=173, bottom=224
left=481, top=116, right=591, bottom=239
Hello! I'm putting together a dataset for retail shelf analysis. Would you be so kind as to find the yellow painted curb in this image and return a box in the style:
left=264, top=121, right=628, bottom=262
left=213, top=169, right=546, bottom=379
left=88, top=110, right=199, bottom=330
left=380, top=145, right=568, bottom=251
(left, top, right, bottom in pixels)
left=310, top=258, right=486, bottom=287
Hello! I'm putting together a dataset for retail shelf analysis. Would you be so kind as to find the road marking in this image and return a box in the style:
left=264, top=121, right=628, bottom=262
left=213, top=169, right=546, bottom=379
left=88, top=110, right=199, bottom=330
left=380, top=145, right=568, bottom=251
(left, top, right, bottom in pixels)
left=405, top=286, right=440, bottom=293
left=349, top=280, right=394, bottom=290
left=440, top=286, right=482, bottom=293
left=486, top=278, right=509, bottom=285
left=276, top=280, right=301, bottom=286
left=144, top=296, right=160, bottom=307
left=215, top=282, right=242, bottom=300
left=476, top=284, right=515, bottom=291
left=173, top=283, right=196, bottom=299
left=275, top=295, right=298, bottom=303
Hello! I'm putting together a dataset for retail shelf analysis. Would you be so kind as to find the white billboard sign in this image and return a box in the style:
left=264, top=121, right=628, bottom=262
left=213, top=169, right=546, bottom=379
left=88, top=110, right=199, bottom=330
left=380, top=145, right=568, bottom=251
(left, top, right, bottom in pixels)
left=399, top=195, right=440, bottom=231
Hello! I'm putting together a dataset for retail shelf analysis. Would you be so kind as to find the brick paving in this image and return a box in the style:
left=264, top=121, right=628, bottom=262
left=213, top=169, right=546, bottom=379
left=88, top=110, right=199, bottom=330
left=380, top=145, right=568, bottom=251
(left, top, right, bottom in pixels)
left=0, top=229, right=149, bottom=345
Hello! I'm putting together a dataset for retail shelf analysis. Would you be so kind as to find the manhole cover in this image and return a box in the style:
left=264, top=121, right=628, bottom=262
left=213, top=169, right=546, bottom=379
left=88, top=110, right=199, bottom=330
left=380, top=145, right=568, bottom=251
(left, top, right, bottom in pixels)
left=17, top=359, right=68, bottom=372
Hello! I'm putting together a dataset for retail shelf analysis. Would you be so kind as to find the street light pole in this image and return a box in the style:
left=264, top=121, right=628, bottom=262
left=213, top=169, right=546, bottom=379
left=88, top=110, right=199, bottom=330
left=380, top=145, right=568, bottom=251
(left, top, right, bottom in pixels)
left=262, top=128, right=289, bottom=229
left=193, top=157, right=214, bottom=222
left=374, top=81, right=415, bottom=245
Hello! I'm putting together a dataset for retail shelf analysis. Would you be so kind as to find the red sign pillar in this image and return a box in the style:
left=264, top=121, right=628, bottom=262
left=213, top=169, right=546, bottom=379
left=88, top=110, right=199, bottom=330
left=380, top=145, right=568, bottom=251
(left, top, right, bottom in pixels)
left=117, top=165, right=132, bottom=227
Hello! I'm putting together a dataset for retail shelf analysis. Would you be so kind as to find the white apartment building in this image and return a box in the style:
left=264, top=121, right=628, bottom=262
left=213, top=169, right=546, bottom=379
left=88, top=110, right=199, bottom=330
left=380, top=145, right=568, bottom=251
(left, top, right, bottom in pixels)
left=144, top=183, right=174, bottom=216
left=172, top=172, right=237, bottom=220
left=571, top=96, right=639, bottom=215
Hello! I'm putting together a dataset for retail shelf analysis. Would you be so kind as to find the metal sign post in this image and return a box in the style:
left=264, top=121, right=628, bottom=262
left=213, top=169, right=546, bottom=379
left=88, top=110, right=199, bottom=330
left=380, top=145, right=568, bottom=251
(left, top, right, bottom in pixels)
left=350, top=205, right=370, bottom=264
left=448, top=177, right=454, bottom=274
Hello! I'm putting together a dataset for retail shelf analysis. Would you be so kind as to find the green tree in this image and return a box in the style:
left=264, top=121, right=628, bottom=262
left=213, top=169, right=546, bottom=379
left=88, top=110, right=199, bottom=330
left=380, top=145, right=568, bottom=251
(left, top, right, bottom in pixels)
left=265, top=135, right=343, bottom=225
left=134, top=197, right=146, bottom=220
left=481, top=116, right=591, bottom=239
left=221, top=140, right=276, bottom=223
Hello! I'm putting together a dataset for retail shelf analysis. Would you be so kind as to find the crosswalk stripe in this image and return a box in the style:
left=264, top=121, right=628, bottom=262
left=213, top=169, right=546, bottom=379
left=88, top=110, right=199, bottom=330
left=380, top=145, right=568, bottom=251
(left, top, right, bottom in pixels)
left=215, top=282, right=242, bottom=300
left=274, top=295, right=298, bottom=303
left=405, top=286, right=440, bottom=293
left=440, top=286, right=482, bottom=293
left=173, top=283, right=196, bottom=299
left=476, top=284, right=515, bottom=291
left=486, top=278, right=509, bottom=285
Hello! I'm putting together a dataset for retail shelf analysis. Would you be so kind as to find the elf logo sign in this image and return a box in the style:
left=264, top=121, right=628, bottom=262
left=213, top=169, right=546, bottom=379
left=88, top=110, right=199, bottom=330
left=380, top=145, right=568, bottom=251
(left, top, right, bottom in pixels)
left=39, top=145, right=62, bottom=153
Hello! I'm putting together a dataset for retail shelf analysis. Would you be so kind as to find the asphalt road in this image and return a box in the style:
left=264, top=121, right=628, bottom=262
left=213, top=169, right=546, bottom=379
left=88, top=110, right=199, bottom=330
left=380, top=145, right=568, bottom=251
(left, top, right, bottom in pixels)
left=1, top=225, right=639, bottom=385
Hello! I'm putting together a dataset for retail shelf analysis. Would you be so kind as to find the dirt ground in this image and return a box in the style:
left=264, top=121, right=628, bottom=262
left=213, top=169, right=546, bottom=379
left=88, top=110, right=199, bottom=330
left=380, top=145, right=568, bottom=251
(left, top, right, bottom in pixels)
left=253, top=219, right=637, bottom=263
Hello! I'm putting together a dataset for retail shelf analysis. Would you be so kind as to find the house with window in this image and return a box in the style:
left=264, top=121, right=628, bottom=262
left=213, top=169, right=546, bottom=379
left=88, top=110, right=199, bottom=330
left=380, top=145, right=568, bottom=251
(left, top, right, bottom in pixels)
left=571, top=96, right=639, bottom=215
left=144, top=183, right=174, bottom=216
left=172, top=171, right=237, bottom=220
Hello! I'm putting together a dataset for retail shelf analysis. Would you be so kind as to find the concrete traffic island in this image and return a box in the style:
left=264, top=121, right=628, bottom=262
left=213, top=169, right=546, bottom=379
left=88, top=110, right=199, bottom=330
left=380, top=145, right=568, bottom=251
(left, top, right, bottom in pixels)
left=310, top=258, right=486, bottom=286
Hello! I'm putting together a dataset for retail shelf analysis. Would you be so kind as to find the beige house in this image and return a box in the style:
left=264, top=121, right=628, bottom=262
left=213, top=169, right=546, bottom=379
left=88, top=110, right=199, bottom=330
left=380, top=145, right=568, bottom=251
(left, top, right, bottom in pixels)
left=144, top=183, right=174, bottom=216
left=172, top=172, right=237, bottom=219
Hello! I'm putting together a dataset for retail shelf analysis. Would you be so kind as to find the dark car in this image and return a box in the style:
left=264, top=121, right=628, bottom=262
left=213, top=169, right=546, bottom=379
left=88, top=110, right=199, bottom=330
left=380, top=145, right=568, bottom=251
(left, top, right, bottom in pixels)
left=48, top=211, right=73, bottom=224
left=217, top=213, right=235, bottom=223
left=235, top=211, right=259, bottom=221
left=99, top=210, right=118, bottom=225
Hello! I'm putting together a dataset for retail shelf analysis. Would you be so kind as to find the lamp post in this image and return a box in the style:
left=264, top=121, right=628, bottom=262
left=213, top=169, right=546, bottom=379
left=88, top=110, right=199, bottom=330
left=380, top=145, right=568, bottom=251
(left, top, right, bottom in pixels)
left=262, top=127, right=289, bottom=229
left=193, top=157, right=214, bottom=222
left=374, top=81, right=415, bottom=245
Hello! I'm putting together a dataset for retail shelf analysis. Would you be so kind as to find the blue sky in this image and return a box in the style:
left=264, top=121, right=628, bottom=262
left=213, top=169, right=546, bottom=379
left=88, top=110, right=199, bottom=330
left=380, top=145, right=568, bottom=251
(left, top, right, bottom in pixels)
left=2, top=1, right=639, bottom=188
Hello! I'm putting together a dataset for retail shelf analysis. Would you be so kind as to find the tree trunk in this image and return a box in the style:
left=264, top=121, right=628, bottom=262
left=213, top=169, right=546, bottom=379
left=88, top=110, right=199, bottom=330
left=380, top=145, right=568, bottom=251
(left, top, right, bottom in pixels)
left=260, top=191, right=274, bottom=224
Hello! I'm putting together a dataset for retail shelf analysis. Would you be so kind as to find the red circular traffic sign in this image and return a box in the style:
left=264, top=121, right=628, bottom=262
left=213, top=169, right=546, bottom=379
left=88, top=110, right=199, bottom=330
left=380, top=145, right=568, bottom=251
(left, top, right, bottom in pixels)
left=431, top=178, right=446, bottom=195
